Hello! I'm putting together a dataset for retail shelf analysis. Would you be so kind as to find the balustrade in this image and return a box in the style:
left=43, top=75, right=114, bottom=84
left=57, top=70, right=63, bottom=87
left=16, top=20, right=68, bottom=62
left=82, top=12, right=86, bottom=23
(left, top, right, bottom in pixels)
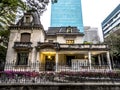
left=13, top=42, right=32, bottom=49
left=59, top=44, right=108, bottom=50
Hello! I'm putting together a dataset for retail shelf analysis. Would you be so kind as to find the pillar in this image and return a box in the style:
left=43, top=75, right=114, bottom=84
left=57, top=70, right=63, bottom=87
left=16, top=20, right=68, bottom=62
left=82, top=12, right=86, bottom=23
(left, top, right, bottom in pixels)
left=101, top=54, right=104, bottom=65
left=98, top=55, right=101, bottom=66
left=55, top=52, right=58, bottom=72
left=31, top=48, right=36, bottom=63
left=106, top=51, right=112, bottom=70
left=31, top=48, right=36, bottom=71
left=88, top=51, right=92, bottom=69
left=36, top=51, right=40, bottom=62
left=36, top=51, right=40, bottom=71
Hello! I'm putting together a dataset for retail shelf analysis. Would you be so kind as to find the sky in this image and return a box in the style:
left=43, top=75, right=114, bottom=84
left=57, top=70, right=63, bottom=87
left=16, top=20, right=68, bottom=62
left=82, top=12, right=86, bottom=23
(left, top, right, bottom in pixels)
left=41, top=0, right=120, bottom=41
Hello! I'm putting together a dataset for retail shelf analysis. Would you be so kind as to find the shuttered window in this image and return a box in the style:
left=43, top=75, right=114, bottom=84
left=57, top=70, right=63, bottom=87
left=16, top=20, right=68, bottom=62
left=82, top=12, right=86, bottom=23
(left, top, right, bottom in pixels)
left=21, top=33, right=31, bottom=42
left=17, top=52, right=28, bottom=65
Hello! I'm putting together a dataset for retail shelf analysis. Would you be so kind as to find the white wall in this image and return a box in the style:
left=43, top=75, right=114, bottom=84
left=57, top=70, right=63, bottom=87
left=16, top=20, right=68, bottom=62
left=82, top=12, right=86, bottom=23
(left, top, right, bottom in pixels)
left=57, top=36, right=66, bottom=43
left=6, top=30, right=18, bottom=63
left=45, top=35, right=84, bottom=44
left=75, top=36, right=84, bottom=44
left=6, top=29, right=45, bottom=64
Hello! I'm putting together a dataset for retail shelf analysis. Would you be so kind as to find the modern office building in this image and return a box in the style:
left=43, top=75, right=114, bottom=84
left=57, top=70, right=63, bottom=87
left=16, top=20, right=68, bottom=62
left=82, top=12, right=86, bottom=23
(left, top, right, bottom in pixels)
left=84, top=26, right=100, bottom=44
left=102, top=4, right=120, bottom=38
left=51, top=0, right=84, bottom=32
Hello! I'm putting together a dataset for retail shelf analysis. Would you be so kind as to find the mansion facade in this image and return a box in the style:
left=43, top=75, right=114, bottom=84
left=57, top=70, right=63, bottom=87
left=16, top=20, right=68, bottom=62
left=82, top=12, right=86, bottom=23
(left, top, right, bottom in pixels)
left=5, top=11, right=112, bottom=72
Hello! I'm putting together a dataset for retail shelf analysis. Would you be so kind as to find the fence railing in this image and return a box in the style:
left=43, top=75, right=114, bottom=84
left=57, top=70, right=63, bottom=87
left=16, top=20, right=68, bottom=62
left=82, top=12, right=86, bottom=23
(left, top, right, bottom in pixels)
left=1, top=62, right=120, bottom=72
left=0, top=62, right=120, bottom=84
left=13, top=42, right=32, bottom=49
left=59, top=44, right=109, bottom=50
left=3, top=62, right=111, bottom=72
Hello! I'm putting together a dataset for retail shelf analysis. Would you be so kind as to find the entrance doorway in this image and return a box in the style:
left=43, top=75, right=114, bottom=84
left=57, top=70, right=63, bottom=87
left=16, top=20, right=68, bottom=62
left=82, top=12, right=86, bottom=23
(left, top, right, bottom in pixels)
left=66, top=56, right=75, bottom=67
left=45, top=55, right=55, bottom=71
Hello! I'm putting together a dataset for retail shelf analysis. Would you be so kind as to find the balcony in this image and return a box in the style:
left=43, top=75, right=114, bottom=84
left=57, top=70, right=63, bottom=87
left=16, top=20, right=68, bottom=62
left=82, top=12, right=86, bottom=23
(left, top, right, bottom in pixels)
left=59, top=44, right=109, bottom=50
left=36, top=42, right=60, bottom=50
left=13, top=42, right=32, bottom=50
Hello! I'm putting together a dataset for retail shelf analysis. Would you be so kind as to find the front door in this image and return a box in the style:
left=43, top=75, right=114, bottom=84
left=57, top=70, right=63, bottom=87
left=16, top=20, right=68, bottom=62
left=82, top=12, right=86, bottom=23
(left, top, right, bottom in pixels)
left=45, top=56, right=55, bottom=71
left=66, top=56, right=75, bottom=67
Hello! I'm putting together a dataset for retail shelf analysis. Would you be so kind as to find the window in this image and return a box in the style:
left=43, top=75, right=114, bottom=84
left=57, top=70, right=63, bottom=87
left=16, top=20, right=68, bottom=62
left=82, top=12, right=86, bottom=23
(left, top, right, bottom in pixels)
left=21, top=33, right=31, bottom=42
left=67, top=26, right=72, bottom=33
left=67, top=28, right=72, bottom=33
left=66, top=56, right=75, bottom=67
left=17, top=52, right=29, bottom=65
left=26, top=16, right=30, bottom=23
left=66, top=40, right=74, bottom=44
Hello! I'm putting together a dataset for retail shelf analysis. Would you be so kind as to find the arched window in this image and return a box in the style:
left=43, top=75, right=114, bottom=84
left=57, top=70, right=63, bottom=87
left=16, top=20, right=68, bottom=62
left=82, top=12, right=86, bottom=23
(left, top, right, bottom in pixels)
left=21, top=33, right=31, bottom=42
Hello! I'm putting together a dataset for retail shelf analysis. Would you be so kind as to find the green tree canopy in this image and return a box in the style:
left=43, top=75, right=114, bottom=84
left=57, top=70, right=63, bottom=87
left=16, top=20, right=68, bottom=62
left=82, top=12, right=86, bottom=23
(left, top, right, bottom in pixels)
left=0, top=30, right=9, bottom=65
left=0, top=45, right=7, bottom=61
left=0, top=30, right=10, bottom=46
left=0, top=0, right=26, bottom=30
left=104, top=33, right=120, bottom=57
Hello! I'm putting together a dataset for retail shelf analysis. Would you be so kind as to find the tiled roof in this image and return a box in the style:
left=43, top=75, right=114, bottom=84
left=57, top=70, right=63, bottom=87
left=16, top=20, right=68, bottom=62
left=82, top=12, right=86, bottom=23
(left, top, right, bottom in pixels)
left=46, top=26, right=83, bottom=35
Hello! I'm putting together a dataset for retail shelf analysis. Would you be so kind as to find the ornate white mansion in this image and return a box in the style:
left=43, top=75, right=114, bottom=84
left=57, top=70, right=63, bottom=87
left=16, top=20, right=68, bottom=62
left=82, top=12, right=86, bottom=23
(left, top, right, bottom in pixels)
left=5, top=10, right=112, bottom=72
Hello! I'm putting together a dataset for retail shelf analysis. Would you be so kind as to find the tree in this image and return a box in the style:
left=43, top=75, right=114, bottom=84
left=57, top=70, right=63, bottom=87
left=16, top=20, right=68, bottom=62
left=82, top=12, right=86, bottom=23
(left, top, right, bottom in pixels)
left=26, top=0, right=49, bottom=17
left=0, top=45, right=7, bottom=71
left=0, top=30, right=10, bottom=47
left=0, top=0, right=26, bottom=30
left=0, top=30, right=9, bottom=70
left=104, top=33, right=120, bottom=65
left=0, top=45, right=6, bottom=61
left=0, top=0, right=27, bottom=70
left=51, top=0, right=58, bottom=4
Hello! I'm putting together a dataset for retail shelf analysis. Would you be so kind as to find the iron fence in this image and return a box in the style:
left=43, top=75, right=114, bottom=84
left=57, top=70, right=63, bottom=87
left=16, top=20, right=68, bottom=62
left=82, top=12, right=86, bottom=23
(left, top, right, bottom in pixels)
left=3, top=62, right=111, bottom=71
left=1, top=61, right=120, bottom=72
left=0, top=62, right=120, bottom=84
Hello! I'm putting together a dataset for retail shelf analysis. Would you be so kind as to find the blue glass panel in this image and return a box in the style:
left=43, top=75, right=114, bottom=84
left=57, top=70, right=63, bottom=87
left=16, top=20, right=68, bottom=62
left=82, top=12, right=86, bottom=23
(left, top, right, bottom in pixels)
left=51, top=0, right=84, bottom=32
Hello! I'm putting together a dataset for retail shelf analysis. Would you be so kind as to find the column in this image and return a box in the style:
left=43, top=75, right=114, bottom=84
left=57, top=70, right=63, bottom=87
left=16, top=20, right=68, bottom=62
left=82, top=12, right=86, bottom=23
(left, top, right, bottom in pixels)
left=31, top=48, right=36, bottom=63
left=36, top=51, right=40, bottom=71
left=55, top=52, right=58, bottom=72
left=98, top=55, right=101, bottom=66
left=36, top=51, right=40, bottom=62
left=31, top=48, right=36, bottom=71
left=106, top=51, right=112, bottom=70
left=88, top=51, right=92, bottom=69
left=101, top=54, right=104, bottom=65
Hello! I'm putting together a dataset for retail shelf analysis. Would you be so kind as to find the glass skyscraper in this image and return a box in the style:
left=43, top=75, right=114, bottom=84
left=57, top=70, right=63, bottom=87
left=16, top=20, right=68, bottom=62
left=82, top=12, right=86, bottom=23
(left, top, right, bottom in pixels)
left=51, top=0, right=84, bottom=32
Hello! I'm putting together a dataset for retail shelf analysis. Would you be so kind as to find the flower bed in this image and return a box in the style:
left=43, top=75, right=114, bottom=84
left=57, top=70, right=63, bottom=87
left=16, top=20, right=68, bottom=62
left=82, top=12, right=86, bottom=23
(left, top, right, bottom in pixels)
left=57, top=71, right=120, bottom=82
left=0, top=70, right=120, bottom=83
left=0, top=70, right=39, bottom=79
left=58, top=71, right=120, bottom=78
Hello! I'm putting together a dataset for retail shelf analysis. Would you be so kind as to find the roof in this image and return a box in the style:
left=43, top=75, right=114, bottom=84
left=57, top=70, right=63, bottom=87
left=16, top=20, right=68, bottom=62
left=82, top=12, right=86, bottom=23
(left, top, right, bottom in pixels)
left=46, top=26, right=84, bottom=36
left=10, top=10, right=43, bottom=29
